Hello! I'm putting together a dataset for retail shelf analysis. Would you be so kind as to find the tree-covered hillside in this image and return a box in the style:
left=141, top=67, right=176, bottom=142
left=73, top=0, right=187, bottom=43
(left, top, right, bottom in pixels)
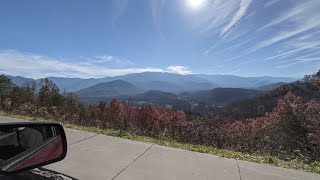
left=0, top=70, right=319, bottom=169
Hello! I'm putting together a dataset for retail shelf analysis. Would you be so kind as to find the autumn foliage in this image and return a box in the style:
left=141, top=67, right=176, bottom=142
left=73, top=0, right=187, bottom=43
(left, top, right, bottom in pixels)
left=1, top=70, right=320, bottom=163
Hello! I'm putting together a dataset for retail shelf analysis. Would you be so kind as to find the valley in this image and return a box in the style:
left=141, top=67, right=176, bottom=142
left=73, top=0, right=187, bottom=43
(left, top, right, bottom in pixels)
left=7, top=72, right=294, bottom=111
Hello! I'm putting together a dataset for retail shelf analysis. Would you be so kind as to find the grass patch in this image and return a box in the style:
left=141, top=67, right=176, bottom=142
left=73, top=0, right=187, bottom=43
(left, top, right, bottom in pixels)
left=0, top=111, right=319, bottom=174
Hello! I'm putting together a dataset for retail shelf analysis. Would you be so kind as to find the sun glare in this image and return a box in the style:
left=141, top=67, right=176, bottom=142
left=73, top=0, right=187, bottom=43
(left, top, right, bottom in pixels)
left=186, top=0, right=206, bottom=10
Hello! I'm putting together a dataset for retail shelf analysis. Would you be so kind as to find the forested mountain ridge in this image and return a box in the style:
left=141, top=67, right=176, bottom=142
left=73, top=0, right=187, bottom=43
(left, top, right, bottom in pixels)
left=6, top=72, right=295, bottom=93
left=207, top=73, right=320, bottom=123
left=0, top=70, right=319, bottom=171
left=76, top=80, right=143, bottom=98
left=180, top=88, right=260, bottom=106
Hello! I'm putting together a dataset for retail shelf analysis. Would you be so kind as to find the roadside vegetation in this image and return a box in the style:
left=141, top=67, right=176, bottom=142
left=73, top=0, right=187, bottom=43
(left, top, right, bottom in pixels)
left=0, top=111, right=319, bottom=174
left=0, top=71, right=320, bottom=174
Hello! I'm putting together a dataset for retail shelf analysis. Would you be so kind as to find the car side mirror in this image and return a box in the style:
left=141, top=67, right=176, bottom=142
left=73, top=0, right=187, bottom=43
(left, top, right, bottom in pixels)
left=0, top=122, right=67, bottom=176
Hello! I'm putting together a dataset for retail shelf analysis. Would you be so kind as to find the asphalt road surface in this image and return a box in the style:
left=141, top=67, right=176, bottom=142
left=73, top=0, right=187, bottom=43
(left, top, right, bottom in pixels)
left=1, top=116, right=320, bottom=180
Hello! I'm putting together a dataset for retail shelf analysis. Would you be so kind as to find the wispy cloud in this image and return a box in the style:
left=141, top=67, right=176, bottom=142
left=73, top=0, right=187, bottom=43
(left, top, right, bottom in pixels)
left=253, top=23, right=319, bottom=53
left=297, top=51, right=320, bottom=59
left=93, top=55, right=113, bottom=63
left=295, top=30, right=320, bottom=41
left=264, top=0, right=280, bottom=7
left=197, top=0, right=241, bottom=33
left=150, top=0, right=167, bottom=37
left=224, top=51, right=252, bottom=62
left=92, top=55, right=134, bottom=66
left=243, top=11, right=256, bottom=20
left=256, top=5, right=306, bottom=32
left=226, top=69, right=241, bottom=74
left=167, top=65, right=192, bottom=75
left=203, top=43, right=217, bottom=56
left=276, top=57, right=320, bottom=69
left=260, top=47, right=312, bottom=62
left=220, top=0, right=252, bottom=36
left=204, top=38, right=253, bottom=56
left=254, top=1, right=320, bottom=51
left=222, top=0, right=320, bottom=63
left=275, top=46, right=320, bottom=68
left=227, top=39, right=320, bottom=63
left=0, top=50, right=164, bottom=78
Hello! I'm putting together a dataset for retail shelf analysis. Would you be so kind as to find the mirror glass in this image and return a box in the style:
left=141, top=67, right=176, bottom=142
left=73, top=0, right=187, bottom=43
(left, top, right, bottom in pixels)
left=0, top=124, right=65, bottom=173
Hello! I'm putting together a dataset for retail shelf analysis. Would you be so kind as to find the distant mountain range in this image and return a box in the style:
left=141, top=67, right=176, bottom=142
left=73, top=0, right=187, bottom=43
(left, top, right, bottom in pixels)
left=5, top=72, right=295, bottom=108
left=6, top=72, right=295, bottom=93
left=190, top=74, right=293, bottom=88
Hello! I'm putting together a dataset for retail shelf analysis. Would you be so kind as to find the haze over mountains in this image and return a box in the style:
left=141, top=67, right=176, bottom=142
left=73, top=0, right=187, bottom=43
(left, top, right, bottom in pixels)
left=5, top=72, right=295, bottom=109
left=7, top=72, right=294, bottom=92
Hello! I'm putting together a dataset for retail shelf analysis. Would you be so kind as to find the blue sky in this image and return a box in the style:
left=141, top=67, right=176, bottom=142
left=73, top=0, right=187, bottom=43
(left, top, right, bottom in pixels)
left=0, top=0, right=320, bottom=78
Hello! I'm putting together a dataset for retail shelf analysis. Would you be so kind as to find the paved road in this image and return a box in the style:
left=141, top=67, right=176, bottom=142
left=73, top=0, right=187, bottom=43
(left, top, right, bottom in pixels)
left=1, top=116, right=320, bottom=180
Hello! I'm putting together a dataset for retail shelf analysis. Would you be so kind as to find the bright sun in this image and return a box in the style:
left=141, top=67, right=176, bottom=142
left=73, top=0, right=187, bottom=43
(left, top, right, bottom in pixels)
left=186, top=0, right=206, bottom=10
